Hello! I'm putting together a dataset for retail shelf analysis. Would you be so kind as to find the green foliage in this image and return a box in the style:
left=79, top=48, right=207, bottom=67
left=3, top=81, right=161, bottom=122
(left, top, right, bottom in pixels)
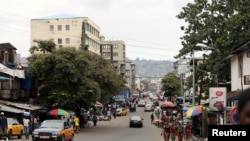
left=176, top=0, right=250, bottom=85
left=28, top=41, right=126, bottom=109
left=30, top=40, right=56, bottom=54
left=161, top=72, right=180, bottom=100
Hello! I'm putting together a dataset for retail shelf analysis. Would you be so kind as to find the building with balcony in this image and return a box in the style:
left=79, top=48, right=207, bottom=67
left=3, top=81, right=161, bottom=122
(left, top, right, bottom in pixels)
left=0, top=43, right=26, bottom=99
left=31, top=14, right=101, bottom=55
left=227, top=40, right=250, bottom=107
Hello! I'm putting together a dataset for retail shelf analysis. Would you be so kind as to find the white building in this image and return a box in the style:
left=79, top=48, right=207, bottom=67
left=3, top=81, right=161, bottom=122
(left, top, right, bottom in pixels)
left=31, top=14, right=101, bottom=55
left=227, top=40, right=250, bottom=107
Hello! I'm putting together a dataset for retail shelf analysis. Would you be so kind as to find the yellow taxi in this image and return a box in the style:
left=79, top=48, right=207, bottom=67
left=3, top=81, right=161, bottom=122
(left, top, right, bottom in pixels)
left=32, top=120, right=74, bottom=141
left=7, top=117, right=24, bottom=139
left=116, top=108, right=128, bottom=116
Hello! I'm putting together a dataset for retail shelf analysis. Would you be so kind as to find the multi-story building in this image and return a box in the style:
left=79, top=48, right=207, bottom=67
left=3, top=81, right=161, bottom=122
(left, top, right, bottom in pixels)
left=125, top=59, right=136, bottom=90
left=31, top=15, right=101, bottom=55
left=100, top=37, right=126, bottom=75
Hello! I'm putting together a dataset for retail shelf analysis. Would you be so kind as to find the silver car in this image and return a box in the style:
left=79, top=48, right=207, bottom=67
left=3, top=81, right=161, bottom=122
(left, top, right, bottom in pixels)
left=144, top=104, right=153, bottom=112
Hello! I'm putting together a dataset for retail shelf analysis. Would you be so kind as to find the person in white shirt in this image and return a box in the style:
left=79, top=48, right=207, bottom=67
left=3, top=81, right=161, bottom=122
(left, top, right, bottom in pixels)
left=23, top=116, right=30, bottom=140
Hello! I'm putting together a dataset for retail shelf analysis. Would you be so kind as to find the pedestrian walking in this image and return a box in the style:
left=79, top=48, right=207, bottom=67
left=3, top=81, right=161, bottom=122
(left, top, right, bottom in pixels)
left=185, top=122, right=191, bottom=141
left=0, top=112, right=7, bottom=135
left=150, top=112, right=154, bottom=124
left=74, top=116, right=80, bottom=133
left=177, top=122, right=183, bottom=141
left=23, top=116, right=30, bottom=140
left=161, top=122, right=170, bottom=141
left=170, top=123, right=177, bottom=141
left=113, top=111, right=116, bottom=119
left=107, top=110, right=112, bottom=121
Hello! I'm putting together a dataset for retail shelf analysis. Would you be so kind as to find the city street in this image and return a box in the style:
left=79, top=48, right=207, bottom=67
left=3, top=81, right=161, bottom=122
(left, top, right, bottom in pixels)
left=10, top=103, right=164, bottom=141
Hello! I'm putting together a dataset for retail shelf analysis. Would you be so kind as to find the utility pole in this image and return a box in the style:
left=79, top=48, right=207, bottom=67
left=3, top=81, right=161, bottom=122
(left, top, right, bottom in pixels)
left=192, top=50, right=195, bottom=107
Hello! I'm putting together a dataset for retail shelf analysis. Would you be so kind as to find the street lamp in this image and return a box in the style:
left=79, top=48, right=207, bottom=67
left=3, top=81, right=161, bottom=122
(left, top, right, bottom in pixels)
left=196, top=43, right=220, bottom=87
left=191, top=43, right=220, bottom=107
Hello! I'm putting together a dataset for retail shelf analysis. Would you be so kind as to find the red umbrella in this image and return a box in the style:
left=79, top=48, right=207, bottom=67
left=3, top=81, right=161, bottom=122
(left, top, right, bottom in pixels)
left=162, top=101, right=175, bottom=107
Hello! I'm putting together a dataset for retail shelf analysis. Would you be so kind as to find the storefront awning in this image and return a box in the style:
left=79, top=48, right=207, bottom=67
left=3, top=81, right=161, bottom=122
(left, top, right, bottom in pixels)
left=0, top=104, right=23, bottom=114
left=0, top=76, right=11, bottom=80
left=0, top=64, right=25, bottom=79
left=0, top=100, right=44, bottom=111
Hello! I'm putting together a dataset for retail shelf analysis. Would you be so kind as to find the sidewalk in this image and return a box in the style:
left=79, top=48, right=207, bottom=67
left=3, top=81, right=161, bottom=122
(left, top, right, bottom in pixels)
left=191, top=135, right=207, bottom=141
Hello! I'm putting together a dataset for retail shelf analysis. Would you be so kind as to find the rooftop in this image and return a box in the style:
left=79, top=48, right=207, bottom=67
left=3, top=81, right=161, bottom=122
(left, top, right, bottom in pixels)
left=0, top=43, right=17, bottom=50
left=34, top=13, right=86, bottom=20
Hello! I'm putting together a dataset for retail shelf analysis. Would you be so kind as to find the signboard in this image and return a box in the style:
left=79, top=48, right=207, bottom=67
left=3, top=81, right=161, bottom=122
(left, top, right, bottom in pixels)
left=209, top=87, right=227, bottom=111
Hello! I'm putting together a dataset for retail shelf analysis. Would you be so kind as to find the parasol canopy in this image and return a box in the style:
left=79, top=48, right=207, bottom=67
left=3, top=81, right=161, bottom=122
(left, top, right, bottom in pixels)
left=48, top=108, right=69, bottom=116
left=185, top=106, right=203, bottom=118
left=162, top=101, right=175, bottom=107
left=183, top=106, right=189, bottom=111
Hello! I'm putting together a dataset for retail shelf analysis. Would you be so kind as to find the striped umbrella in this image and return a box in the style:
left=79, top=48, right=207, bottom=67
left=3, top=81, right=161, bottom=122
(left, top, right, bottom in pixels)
left=48, top=109, right=70, bottom=116
left=185, top=106, right=203, bottom=118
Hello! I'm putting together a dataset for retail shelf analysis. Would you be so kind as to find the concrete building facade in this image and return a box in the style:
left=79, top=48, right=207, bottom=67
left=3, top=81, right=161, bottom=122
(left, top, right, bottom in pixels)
left=100, top=38, right=126, bottom=75
left=31, top=16, right=101, bottom=55
left=125, top=59, right=136, bottom=89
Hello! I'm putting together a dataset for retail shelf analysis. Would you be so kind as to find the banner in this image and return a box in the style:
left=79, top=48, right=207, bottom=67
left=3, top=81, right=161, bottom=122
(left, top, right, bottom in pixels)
left=209, top=87, right=227, bottom=111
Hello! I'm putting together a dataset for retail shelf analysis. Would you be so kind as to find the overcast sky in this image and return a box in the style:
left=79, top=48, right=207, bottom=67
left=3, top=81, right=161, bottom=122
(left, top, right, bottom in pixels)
left=0, top=0, right=194, bottom=61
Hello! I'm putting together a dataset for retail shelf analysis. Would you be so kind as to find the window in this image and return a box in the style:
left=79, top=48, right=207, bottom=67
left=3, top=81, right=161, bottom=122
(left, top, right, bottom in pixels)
left=58, top=25, right=62, bottom=31
left=114, top=45, right=118, bottom=49
left=113, top=52, right=118, bottom=56
left=238, top=55, right=243, bottom=77
left=58, top=38, right=62, bottom=44
left=65, top=25, right=70, bottom=30
left=50, top=25, right=54, bottom=31
left=66, top=38, right=70, bottom=44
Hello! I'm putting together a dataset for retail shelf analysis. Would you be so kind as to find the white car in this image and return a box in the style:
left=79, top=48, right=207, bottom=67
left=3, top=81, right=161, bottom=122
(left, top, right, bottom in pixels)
left=144, top=104, right=153, bottom=112
left=138, top=100, right=146, bottom=107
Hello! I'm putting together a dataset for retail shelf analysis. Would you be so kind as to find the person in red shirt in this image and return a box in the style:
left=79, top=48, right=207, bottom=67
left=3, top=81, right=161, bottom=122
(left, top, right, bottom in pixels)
left=185, top=122, right=191, bottom=141
left=177, top=122, right=183, bottom=141
left=170, top=123, right=177, bottom=141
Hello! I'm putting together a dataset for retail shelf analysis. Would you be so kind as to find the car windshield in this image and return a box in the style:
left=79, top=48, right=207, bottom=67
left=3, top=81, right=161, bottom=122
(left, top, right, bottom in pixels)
left=40, top=121, right=63, bottom=129
left=131, top=116, right=141, bottom=120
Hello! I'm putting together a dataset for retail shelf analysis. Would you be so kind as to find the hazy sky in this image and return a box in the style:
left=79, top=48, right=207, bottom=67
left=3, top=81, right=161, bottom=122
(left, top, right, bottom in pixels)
left=0, top=0, right=194, bottom=60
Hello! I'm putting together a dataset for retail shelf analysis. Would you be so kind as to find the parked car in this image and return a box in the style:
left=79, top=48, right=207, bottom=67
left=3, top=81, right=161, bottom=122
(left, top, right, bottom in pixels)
left=144, top=104, right=154, bottom=112
left=32, top=120, right=74, bottom=141
left=138, top=100, right=146, bottom=107
left=6, top=117, right=24, bottom=139
left=129, top=116, right=144, bottom=127
left=116, top=108, right=128, bottom=116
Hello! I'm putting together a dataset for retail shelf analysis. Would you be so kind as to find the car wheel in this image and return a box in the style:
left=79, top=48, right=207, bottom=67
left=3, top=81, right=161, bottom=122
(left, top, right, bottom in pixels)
left=61, top=135, right=65, bottom=141
left=18, top=130, right=23, bottom=139
left=70, top=134, right=74, bottom=141
left=7, top=130, right=12, bottom=139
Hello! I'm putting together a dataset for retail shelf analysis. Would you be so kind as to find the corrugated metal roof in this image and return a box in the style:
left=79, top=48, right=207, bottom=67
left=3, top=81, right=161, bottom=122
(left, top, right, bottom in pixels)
left=0, top=104, right=23, bottom=114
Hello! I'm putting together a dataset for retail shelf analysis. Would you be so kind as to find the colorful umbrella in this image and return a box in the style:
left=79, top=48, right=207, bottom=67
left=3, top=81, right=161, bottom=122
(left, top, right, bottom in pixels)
left=162, top=101, right=175, bottom=107
left=185, top=106, right=203, bottom=117
left=48, top=109, right=69, bottom=116
left=183, top=106, right=189, bottom=111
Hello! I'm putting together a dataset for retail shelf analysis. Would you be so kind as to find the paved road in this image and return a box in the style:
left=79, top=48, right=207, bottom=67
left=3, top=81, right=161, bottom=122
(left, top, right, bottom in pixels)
left=10, top=99, right=164, bottom=141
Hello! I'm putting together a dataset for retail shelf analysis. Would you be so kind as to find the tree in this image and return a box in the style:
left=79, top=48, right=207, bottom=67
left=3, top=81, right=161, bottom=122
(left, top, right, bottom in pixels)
left=28, top=42, right=126, bottom=109
left=161, top=72, right=180, bottom=101
left=29, top=40, right=56, bottom=54
left=176, top=0, right=250, bottom=85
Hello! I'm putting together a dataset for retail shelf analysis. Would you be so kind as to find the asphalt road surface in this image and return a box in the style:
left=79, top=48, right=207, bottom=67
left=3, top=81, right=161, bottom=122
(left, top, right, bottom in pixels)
left=10, top=99, right=165, bottom=141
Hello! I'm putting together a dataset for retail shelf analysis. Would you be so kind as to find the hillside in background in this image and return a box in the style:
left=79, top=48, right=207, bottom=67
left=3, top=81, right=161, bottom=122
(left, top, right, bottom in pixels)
left=133, top=58, right=174, bottom=78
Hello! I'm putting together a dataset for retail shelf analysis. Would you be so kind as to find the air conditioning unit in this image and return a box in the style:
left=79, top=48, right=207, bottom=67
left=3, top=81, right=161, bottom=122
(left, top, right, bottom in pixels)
left=244, top=75, right=250, bottom=85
